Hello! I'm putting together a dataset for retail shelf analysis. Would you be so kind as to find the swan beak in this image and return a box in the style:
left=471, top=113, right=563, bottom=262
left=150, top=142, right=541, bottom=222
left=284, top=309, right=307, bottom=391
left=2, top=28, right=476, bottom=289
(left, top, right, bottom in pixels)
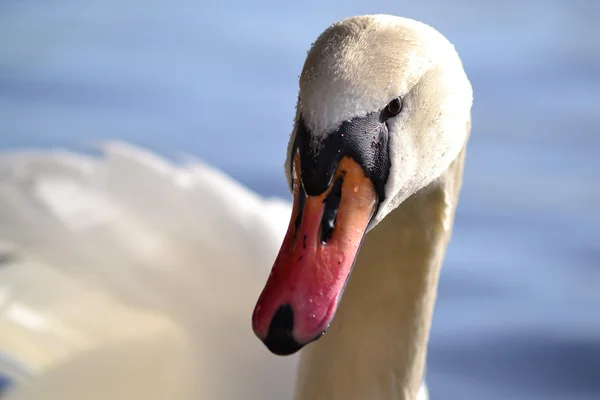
left=252, top=155, right=377, bottom=355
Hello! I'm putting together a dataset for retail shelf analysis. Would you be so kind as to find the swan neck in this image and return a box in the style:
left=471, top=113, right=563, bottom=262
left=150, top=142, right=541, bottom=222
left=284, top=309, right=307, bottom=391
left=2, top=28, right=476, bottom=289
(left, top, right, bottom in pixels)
left=294, top=147, right=467, bottom=400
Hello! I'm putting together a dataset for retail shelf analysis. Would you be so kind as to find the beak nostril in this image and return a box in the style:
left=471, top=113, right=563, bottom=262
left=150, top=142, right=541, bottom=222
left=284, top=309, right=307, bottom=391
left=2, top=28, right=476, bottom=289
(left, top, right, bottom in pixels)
left=321, top=174, right=344, bottom=244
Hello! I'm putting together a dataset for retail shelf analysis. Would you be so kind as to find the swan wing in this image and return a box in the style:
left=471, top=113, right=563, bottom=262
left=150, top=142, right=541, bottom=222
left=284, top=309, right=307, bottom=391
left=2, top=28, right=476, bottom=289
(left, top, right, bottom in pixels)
left=0, top=141, right=298, bottom=399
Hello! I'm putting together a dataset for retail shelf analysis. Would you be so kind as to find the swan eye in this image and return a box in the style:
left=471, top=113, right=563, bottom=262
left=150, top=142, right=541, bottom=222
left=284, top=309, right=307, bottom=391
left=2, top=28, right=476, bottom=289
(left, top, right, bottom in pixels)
left=383, top=97, right=403, bottom=119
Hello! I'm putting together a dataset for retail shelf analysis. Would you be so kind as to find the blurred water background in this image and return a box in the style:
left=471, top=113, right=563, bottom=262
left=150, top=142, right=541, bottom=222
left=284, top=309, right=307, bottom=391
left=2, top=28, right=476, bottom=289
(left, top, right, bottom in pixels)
left=1, top=1, right=599, bottom=399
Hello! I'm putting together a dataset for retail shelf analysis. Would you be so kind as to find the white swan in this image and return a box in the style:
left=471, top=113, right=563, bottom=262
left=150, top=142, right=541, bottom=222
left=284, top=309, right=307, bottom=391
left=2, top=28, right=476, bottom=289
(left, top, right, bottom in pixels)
left=0, top=14, right=470, bottom=400
left=251, top=14, right=472, bottom=400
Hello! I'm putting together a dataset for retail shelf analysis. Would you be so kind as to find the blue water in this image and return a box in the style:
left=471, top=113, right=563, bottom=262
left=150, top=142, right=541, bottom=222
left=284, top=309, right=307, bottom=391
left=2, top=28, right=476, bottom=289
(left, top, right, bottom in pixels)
left=1, top=1, right=599, bottom=399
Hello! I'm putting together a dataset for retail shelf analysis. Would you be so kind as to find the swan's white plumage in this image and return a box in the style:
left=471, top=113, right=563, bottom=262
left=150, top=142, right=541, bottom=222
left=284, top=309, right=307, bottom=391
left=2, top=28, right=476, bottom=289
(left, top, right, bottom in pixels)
left=0, top=142, right=299, bottom=399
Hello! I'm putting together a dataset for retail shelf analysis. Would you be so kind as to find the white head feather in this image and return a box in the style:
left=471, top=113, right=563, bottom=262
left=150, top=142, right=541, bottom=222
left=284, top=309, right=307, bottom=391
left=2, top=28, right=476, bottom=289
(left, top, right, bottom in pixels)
left=284, top=14, right=473, bottom=228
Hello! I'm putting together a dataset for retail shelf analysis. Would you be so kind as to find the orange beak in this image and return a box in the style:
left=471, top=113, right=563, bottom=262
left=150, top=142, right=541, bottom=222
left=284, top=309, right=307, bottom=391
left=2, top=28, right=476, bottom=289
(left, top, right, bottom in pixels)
left=252, top=153, right=377, bottom=355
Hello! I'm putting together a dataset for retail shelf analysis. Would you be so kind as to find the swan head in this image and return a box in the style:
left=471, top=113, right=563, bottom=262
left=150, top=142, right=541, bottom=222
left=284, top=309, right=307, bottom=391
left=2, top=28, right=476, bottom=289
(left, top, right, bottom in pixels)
left=252, top=14, right=472, bottom=355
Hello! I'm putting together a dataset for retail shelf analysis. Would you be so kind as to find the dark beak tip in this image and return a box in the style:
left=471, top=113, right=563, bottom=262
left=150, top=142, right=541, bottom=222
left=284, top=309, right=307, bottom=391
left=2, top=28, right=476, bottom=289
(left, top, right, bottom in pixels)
left=261, top=306, right=331, bottom=356
left=262, top=337, right=304, bottom=356
left=262, top=304, right=304, bottom=356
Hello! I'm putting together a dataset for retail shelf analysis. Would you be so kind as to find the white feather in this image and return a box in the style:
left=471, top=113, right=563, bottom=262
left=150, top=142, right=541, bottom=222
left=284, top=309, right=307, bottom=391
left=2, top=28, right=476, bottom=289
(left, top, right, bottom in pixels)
left=0, top=142, right=298, bottom=399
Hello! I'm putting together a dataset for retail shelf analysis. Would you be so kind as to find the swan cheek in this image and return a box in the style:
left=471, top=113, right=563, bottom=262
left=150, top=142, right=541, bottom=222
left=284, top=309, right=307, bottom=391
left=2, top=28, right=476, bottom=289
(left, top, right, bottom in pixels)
left=252, top=157, right=376, bottom=356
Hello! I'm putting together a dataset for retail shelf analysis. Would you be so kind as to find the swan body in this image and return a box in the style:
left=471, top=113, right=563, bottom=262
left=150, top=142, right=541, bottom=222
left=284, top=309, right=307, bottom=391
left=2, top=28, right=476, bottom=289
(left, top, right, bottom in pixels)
left=0, top=143, right=299, bottom=399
